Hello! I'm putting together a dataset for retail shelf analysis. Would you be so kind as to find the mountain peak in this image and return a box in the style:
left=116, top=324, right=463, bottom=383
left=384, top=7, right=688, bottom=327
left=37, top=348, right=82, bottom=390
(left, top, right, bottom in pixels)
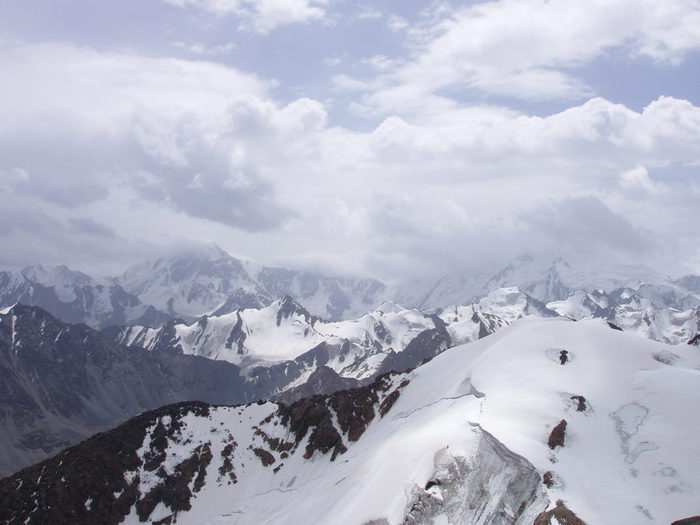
left=20, top=264, right=93, bottom=287
left=373, top=301, right=406, bottom=314
left=276, top=295, right=312, bottom=326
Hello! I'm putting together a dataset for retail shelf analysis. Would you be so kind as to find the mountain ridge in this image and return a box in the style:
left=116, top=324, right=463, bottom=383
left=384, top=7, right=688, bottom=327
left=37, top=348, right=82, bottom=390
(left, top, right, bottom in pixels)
left=2, top=316, right=698, bottom=524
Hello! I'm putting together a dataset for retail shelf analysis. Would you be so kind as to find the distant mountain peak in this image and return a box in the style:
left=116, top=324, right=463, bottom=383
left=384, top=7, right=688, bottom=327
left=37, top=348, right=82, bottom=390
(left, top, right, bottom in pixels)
left=276, top=295, right=312, bottom=326
left=373, top=301, right=406, bottom=314
left=20, top=264, right=93, bottom=287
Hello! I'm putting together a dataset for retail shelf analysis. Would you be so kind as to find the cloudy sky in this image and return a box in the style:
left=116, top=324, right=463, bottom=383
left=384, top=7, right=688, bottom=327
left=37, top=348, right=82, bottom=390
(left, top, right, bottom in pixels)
left=1, top=0, right=699, bottom=280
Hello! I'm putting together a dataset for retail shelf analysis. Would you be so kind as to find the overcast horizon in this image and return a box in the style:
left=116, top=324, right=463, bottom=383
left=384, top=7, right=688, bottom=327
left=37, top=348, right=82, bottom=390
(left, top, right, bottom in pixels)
left=1, top=0, right=699, bottom=281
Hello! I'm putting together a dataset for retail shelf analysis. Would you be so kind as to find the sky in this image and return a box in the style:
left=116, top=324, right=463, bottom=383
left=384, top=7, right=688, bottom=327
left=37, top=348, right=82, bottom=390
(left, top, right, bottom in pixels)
left=0, top=0, right=699, bottom=281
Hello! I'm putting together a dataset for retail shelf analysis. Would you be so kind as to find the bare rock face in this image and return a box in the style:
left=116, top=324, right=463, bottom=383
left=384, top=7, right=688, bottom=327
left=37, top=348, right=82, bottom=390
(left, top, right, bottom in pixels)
left=548, top=420, right=567, bottom=450
left=534, top=500, right=587, bottom=525
left=378, top=327, right=452, bottom=376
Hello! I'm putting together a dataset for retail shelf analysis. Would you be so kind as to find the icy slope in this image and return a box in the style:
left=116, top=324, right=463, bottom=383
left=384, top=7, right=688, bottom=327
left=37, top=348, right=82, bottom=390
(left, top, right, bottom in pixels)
left=3, top=317, right=699, bottom=524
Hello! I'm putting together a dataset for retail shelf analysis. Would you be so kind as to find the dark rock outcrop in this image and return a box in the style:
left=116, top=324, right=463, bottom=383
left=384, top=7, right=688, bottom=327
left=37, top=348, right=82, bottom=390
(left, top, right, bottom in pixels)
left=534, top=500, right=586, bottom=525
left=548, top=420, right=567, bottom=450
left=672, top=517, right=700, bottom=525
left=378, top=327, right=451, bottom=375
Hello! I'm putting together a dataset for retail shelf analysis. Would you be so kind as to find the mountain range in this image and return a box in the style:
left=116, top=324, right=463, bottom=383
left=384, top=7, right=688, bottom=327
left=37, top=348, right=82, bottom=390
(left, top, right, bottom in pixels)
left=1, top=247, right=700, bottom=520
left=2, top=245, right=699, bottom=340
left=2, top=316, right=699, bottom=524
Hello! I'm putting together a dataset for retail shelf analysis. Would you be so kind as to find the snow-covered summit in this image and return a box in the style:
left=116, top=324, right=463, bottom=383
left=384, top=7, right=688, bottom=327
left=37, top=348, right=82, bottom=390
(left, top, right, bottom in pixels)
left=114, top=243, right=385, bottom=321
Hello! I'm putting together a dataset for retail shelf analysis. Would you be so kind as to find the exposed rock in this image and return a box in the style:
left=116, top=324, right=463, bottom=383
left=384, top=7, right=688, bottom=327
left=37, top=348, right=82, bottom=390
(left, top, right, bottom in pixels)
left=672, top=517, right=700, bottom=525
left=559, top=350, right=570, bottom=365
left=534, top=500, right=587, bottom=525
left=253, top=447, right=276, bottom=466
left=542, top=471, right=556, bottom=488
left=548, top=420, right=567, bottom=450
left=0, top=267, right=171, bottom=330
left=378, top=327, right=451, bottom=375
left=570, top=395, right=588, bottom=413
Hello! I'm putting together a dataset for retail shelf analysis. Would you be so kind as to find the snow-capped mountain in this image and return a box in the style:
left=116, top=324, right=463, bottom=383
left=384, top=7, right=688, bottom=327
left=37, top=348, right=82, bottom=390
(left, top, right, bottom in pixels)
left=114, top=243, right=385, bottom=321
left=4, top=317, right=699, bottom=524
left=0, top=304, right=251, bottom=477
left=111, top=297, right=437, bottom=370
left=0, top=265, right=169, bottom=329
left=438, top=286, right=559, bottom=345
left=4, top=249, right=699, bottom=346
left=108, top=282, right=700, bottom=407
left=108, top=291, right=534, bottom=399
left=548, top=288, right=700, bottom=344
left=391, top=254, right=683, bottom=309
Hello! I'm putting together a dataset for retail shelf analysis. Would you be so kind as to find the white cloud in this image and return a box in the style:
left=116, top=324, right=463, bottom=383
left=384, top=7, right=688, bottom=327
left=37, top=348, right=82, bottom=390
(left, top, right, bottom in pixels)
left=163, top=0, right=328, bottom=32
left=0, top=42, right=303, bottom=229
left=348, top=0, right=700, bottom=111
left=619, top=166, right=657, bottom=194
left=323, top=55, right=342, bottom=66
left=362, top=55, right=397, bottom=71
left=387, top=14, right=409, bottom=32
left=171, top=41, right=236, bottom=55
left=355, top=6, right=382, bottom=20
left=1, top=41, right=700, bottom=278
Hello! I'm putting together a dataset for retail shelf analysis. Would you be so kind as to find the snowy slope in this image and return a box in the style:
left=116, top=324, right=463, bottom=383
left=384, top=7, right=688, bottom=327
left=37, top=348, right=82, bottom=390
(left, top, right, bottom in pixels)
left=121, top=318, right=700, bottom=524
left=4, top=317, right=699, bottom=524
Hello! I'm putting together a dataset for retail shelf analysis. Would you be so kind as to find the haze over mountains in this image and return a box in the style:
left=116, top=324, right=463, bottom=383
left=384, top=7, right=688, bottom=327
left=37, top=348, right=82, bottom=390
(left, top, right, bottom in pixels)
left=2, top=244, right=699, bottom=335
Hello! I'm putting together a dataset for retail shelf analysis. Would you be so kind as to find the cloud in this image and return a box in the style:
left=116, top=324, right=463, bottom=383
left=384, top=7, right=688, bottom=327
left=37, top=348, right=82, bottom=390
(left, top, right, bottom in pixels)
left=346, top=0, right=700, bottom=111
left=355, top=6, right=382, bottom=21
left=520, top=196, right=653, bottom=255
left=162, top=0, right=328, bottom=32
left=0, top=197, right=157, bottom=273
left=171, top=41, right=236, bottom=55
left=1, top=38, right=700, bottom=279
left=0, top=41, right=307, bottom=230
left=67, top=217, right=118, bottom=238
left=619, top=166, right=657, bottom=194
